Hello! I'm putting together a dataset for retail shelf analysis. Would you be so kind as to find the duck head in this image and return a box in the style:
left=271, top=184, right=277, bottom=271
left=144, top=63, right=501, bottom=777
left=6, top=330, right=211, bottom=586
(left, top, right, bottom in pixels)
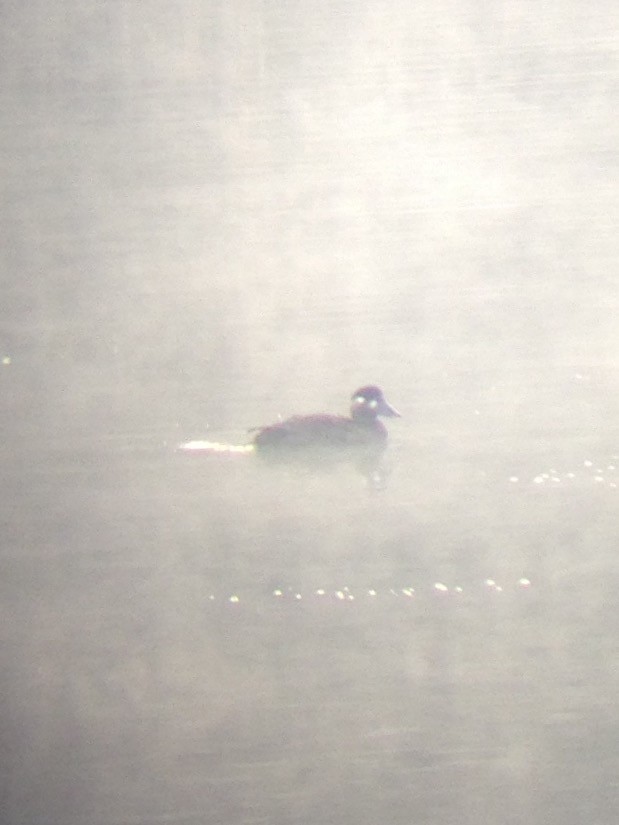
left=350, top=385, right=401, bottom=421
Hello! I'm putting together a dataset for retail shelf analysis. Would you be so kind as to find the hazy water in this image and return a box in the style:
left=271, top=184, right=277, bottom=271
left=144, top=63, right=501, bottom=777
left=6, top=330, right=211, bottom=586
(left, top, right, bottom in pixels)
left=2, top=422, right=619, bottom=824
left=2, top=1, right=619, bottom=824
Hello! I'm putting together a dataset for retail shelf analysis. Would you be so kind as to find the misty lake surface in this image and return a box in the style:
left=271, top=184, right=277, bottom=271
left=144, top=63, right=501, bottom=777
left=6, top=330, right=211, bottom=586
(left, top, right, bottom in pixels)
left=2, top=2, right=619, bottom=824
left=3, top=422, right=619, bottom=825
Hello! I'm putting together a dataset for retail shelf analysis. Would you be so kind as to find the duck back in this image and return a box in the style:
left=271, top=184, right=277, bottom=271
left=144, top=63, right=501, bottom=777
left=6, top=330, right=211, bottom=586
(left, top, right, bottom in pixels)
left=253, top=413, right=388, bottom=452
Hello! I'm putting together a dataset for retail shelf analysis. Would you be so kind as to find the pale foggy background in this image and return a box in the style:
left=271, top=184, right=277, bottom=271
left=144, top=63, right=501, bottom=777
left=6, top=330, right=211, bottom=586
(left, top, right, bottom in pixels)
left=1, top=2, right=619, bottom=824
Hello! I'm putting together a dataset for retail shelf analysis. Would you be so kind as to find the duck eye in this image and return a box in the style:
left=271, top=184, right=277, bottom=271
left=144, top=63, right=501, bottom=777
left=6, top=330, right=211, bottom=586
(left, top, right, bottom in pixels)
left=367, top=398, right=378, bottom=409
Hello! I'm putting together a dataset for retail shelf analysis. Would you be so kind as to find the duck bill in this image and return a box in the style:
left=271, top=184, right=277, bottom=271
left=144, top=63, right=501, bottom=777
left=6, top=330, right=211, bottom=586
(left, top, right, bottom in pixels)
left=378, top=399, right=401, bottom=418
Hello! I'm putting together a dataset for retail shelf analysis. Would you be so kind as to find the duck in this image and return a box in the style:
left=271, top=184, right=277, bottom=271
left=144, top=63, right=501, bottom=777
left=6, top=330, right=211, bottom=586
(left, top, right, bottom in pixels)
left=251, top=385, right=400, bottom=458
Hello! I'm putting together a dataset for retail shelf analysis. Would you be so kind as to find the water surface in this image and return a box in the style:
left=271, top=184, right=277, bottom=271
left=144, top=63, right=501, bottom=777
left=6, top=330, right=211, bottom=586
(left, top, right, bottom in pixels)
left=1, top=1, right=618, bottom=823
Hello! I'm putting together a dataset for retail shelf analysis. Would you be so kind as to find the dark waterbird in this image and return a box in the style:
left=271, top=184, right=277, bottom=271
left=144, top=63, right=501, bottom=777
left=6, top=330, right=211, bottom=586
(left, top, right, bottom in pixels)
left=178, top=385, right=400, bottom=485
left=252, top=385, right=400, bottom=456
left=251, top=385, right=400, bottom=488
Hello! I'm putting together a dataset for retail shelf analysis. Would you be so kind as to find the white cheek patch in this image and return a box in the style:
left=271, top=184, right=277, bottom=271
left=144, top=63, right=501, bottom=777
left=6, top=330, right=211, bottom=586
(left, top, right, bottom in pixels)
left=353, top=395, right=377, bottom=409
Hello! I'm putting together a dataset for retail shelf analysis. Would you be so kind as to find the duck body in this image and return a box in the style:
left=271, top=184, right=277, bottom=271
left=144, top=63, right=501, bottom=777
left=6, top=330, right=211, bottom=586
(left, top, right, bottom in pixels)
left=252, top=386, right=400, bottom=463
